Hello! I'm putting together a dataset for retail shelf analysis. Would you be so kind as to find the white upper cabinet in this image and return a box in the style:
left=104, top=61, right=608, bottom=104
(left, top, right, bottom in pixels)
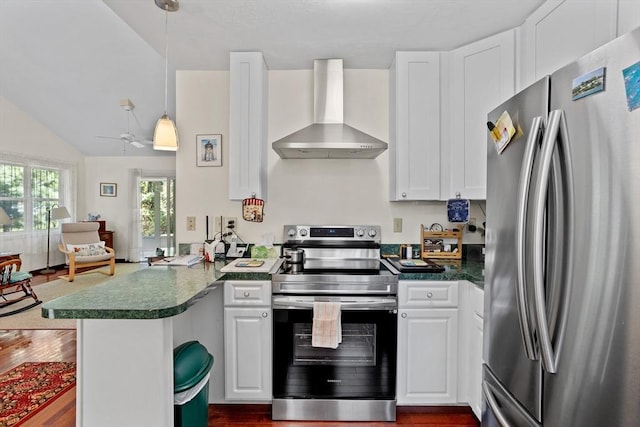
left=445, top=30, right=516, bottom=200
left=521, top=0, right=618, bottom=88
left=389, top=52, right=441, bottom=201
left=229, top=52, right=268, bottom=201
left=618, top=0, right=640, bottom=36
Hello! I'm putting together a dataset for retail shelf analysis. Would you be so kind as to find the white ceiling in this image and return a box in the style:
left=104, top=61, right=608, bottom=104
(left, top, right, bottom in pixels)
left=0, top=0, right=545, bottom=157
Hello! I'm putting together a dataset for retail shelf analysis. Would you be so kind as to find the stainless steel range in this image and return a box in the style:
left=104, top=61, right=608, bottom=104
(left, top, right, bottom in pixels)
left=271, top=225, right=399, bottom=422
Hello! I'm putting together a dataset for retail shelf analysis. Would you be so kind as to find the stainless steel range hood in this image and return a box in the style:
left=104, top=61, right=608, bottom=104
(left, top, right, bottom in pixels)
left=272, top=59, right=387, bottom=159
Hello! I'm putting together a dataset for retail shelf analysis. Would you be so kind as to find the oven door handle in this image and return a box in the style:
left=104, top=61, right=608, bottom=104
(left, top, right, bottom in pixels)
left=272, top=296, right=397, bottom=311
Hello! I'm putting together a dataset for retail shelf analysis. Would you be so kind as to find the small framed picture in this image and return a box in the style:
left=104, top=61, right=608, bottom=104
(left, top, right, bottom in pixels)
left=100, top=182, right=117, bottom=197
left=196, top=134, right=222, bottom=167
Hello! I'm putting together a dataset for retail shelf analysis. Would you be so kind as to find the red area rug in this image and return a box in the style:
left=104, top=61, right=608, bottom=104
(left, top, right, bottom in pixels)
left=0, top=362, right=76, bottom=426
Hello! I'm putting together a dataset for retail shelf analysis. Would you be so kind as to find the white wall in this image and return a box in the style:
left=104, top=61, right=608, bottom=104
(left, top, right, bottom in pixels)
left=176, top=70, right=485, bottom=247
left=0, top=95, right=86, bottom=271
left=83, top=156, right=176, bottom=257
left=175, top=71, right=233, bottom=245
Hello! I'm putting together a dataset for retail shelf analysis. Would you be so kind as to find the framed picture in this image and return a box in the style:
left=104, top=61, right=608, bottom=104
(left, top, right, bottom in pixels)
left=100, top=182, right=117, bottom=197
left=196, top=134, right=222, bottom=167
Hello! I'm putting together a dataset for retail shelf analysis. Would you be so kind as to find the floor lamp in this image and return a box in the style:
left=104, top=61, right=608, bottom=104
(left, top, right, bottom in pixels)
left=41, top=206, right=71, bottom=274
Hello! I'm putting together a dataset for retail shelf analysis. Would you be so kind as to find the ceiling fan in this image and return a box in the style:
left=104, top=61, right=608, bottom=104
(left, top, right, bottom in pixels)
left=96, top=99, right=152, bottom=149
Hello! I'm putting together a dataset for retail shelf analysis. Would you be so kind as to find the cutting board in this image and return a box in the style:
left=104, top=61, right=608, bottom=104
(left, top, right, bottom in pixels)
left=220, top=257, right=279, bottom=273
left=385, top=256, right=445, bottom=273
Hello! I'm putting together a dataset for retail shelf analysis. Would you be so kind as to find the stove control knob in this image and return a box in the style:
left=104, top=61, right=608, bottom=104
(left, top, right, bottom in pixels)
left=368, top=229, right=377, bottom=237
left=299, top=229, right=308, bottom=237
left=356, top=229, right=365, bottom=237
left=287, top=228, right=296, bottom=237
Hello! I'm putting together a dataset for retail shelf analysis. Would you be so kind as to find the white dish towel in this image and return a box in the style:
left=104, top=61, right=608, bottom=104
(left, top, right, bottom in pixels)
left=312, top=301, right=342, bottom=349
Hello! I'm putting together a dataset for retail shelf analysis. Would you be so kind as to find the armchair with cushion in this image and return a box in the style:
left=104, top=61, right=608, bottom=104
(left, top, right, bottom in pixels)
left=58, top=222, right=115, bottom=282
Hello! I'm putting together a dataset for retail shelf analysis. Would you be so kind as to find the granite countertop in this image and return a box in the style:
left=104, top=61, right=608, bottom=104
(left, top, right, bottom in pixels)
left=41, top=260, right=274, bottom=320
left=396, top=259, right=484, bottom=287
left=42, top=253, right=483, bottom=320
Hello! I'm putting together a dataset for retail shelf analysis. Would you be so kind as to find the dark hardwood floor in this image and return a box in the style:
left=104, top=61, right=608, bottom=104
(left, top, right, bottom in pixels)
left=0, top=267, right=480, bottom=427
left=208, top=404, right=479, bottom=426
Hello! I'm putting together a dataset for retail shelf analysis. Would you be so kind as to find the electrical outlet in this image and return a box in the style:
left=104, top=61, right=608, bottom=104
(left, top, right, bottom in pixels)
left=186, top=216, right=196, bottom=231
left=393, top=218, right=403, bottom=233
left=467, top=217, right=477, bottom=233
left=215, top=216, right=222, bottom=234
left=226, top=217, right=237, bottom=231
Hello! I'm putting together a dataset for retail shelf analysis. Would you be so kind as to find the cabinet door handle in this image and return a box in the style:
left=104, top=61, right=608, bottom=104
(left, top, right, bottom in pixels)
left=244, top=291, right=250, bottom=297
left=401, top=192, right=407, bottom=198
left=426, top=292, right=433, bottom=298
left=262, top=312, right=268, bottom=318
left=401, top=312, right=407, bottom=318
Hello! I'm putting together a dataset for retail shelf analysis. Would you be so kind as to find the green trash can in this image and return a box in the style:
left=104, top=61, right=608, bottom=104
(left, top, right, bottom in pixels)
left=173, top=341, right=214, bottom=427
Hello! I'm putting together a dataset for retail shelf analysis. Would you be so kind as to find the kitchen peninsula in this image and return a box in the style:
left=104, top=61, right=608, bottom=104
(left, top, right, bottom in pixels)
left=41, top=257, right=483, bottom=426
left=41, top=261, right=273, bottom=427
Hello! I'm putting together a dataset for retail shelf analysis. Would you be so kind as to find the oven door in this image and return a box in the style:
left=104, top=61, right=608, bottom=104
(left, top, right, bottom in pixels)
left=272, top=295, right=397, bottom=400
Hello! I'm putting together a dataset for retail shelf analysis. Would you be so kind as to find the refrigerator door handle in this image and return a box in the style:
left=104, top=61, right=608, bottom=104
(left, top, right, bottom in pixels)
left=515, top=115, right=544, bottom=360
left=532, top=109, right=572, bottom=373
left=482, top=380, right=514, bottom=427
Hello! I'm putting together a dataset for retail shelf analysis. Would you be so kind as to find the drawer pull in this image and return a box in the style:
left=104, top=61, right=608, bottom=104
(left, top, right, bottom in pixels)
left=262, top=312, right=268, bottom=318
left=244, top=291, right=250, bottom=297
left=401, top=312, right=407, bottom=318
left=426, top=292, right=433, bottom=298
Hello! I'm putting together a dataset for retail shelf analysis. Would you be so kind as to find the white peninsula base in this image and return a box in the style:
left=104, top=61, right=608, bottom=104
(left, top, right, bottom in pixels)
left=76, top=318, right=174, bottom=427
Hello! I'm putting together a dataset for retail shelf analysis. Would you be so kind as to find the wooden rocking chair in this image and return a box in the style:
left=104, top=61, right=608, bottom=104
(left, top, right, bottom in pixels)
left=0, top=259, right=42, bottom=317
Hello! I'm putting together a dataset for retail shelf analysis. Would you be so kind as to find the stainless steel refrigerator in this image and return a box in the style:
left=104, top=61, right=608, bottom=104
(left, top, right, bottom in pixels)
left=483, top=27, right=640, bottom=427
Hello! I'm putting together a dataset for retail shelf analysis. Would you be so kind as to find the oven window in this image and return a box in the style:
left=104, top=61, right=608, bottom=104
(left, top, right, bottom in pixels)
left=292, top=323, right=376, bottom=366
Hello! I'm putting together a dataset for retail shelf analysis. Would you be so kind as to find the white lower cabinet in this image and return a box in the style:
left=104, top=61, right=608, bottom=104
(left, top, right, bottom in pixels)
left=397, top=281, right=459, bottom=404
left=223, top=281, right=272, bottom=401
left=469, top=307, right=484, bottom=418
left=457, top=280, right=485, bottom=419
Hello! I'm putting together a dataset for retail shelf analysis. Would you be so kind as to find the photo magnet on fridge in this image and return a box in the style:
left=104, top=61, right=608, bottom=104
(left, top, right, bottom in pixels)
left=622, top=61, right=640, bottom=111
left=572, top=67, right=606, bottom=101
left=491, top=111, right=518, bottom=154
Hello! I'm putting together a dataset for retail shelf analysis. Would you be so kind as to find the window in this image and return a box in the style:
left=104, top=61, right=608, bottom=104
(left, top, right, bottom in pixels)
left=0, top=161, right=67, bottom=233
left=0, top=163, right=25, bottom=231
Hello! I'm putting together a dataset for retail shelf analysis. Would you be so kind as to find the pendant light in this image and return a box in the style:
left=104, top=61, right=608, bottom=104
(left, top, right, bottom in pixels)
left=153, top=0, right=179, bottom=151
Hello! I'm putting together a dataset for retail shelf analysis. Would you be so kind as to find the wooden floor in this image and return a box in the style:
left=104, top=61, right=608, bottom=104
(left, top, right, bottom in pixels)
left=0, top=267, right=480, bottom=427
left=208, top=405, right=479, bottom=426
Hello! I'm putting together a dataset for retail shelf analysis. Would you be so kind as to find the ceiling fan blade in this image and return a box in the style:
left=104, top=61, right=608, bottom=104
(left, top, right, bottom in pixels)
left=129, top=141, right=145, bottom=148
left=96, top=135, right=121, bottom=140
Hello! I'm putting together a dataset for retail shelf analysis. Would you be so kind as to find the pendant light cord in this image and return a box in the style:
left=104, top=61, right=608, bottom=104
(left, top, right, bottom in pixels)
left=163, top=5, right=169, bottom=115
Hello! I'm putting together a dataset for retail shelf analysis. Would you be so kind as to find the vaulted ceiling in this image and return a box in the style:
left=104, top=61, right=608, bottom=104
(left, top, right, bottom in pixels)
left=0, top=0, right=544, bottom=156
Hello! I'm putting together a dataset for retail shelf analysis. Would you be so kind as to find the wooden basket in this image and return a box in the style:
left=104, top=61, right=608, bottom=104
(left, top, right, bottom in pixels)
left=421, top=225, right=463, bottom=259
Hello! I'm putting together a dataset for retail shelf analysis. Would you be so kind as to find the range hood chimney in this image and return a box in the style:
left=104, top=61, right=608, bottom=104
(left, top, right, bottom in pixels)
left=272, top=59, right=387, bottom=159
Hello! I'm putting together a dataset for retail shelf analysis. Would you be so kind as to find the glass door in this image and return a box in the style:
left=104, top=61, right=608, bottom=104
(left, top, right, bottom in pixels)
left=140, top=177, right=175, bottom=258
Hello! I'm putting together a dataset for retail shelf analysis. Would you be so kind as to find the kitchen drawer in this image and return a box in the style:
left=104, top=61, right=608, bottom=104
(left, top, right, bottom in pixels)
left=399, top=280, right=458, bottom=308
left=224, top=281, right=271, bottom=306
